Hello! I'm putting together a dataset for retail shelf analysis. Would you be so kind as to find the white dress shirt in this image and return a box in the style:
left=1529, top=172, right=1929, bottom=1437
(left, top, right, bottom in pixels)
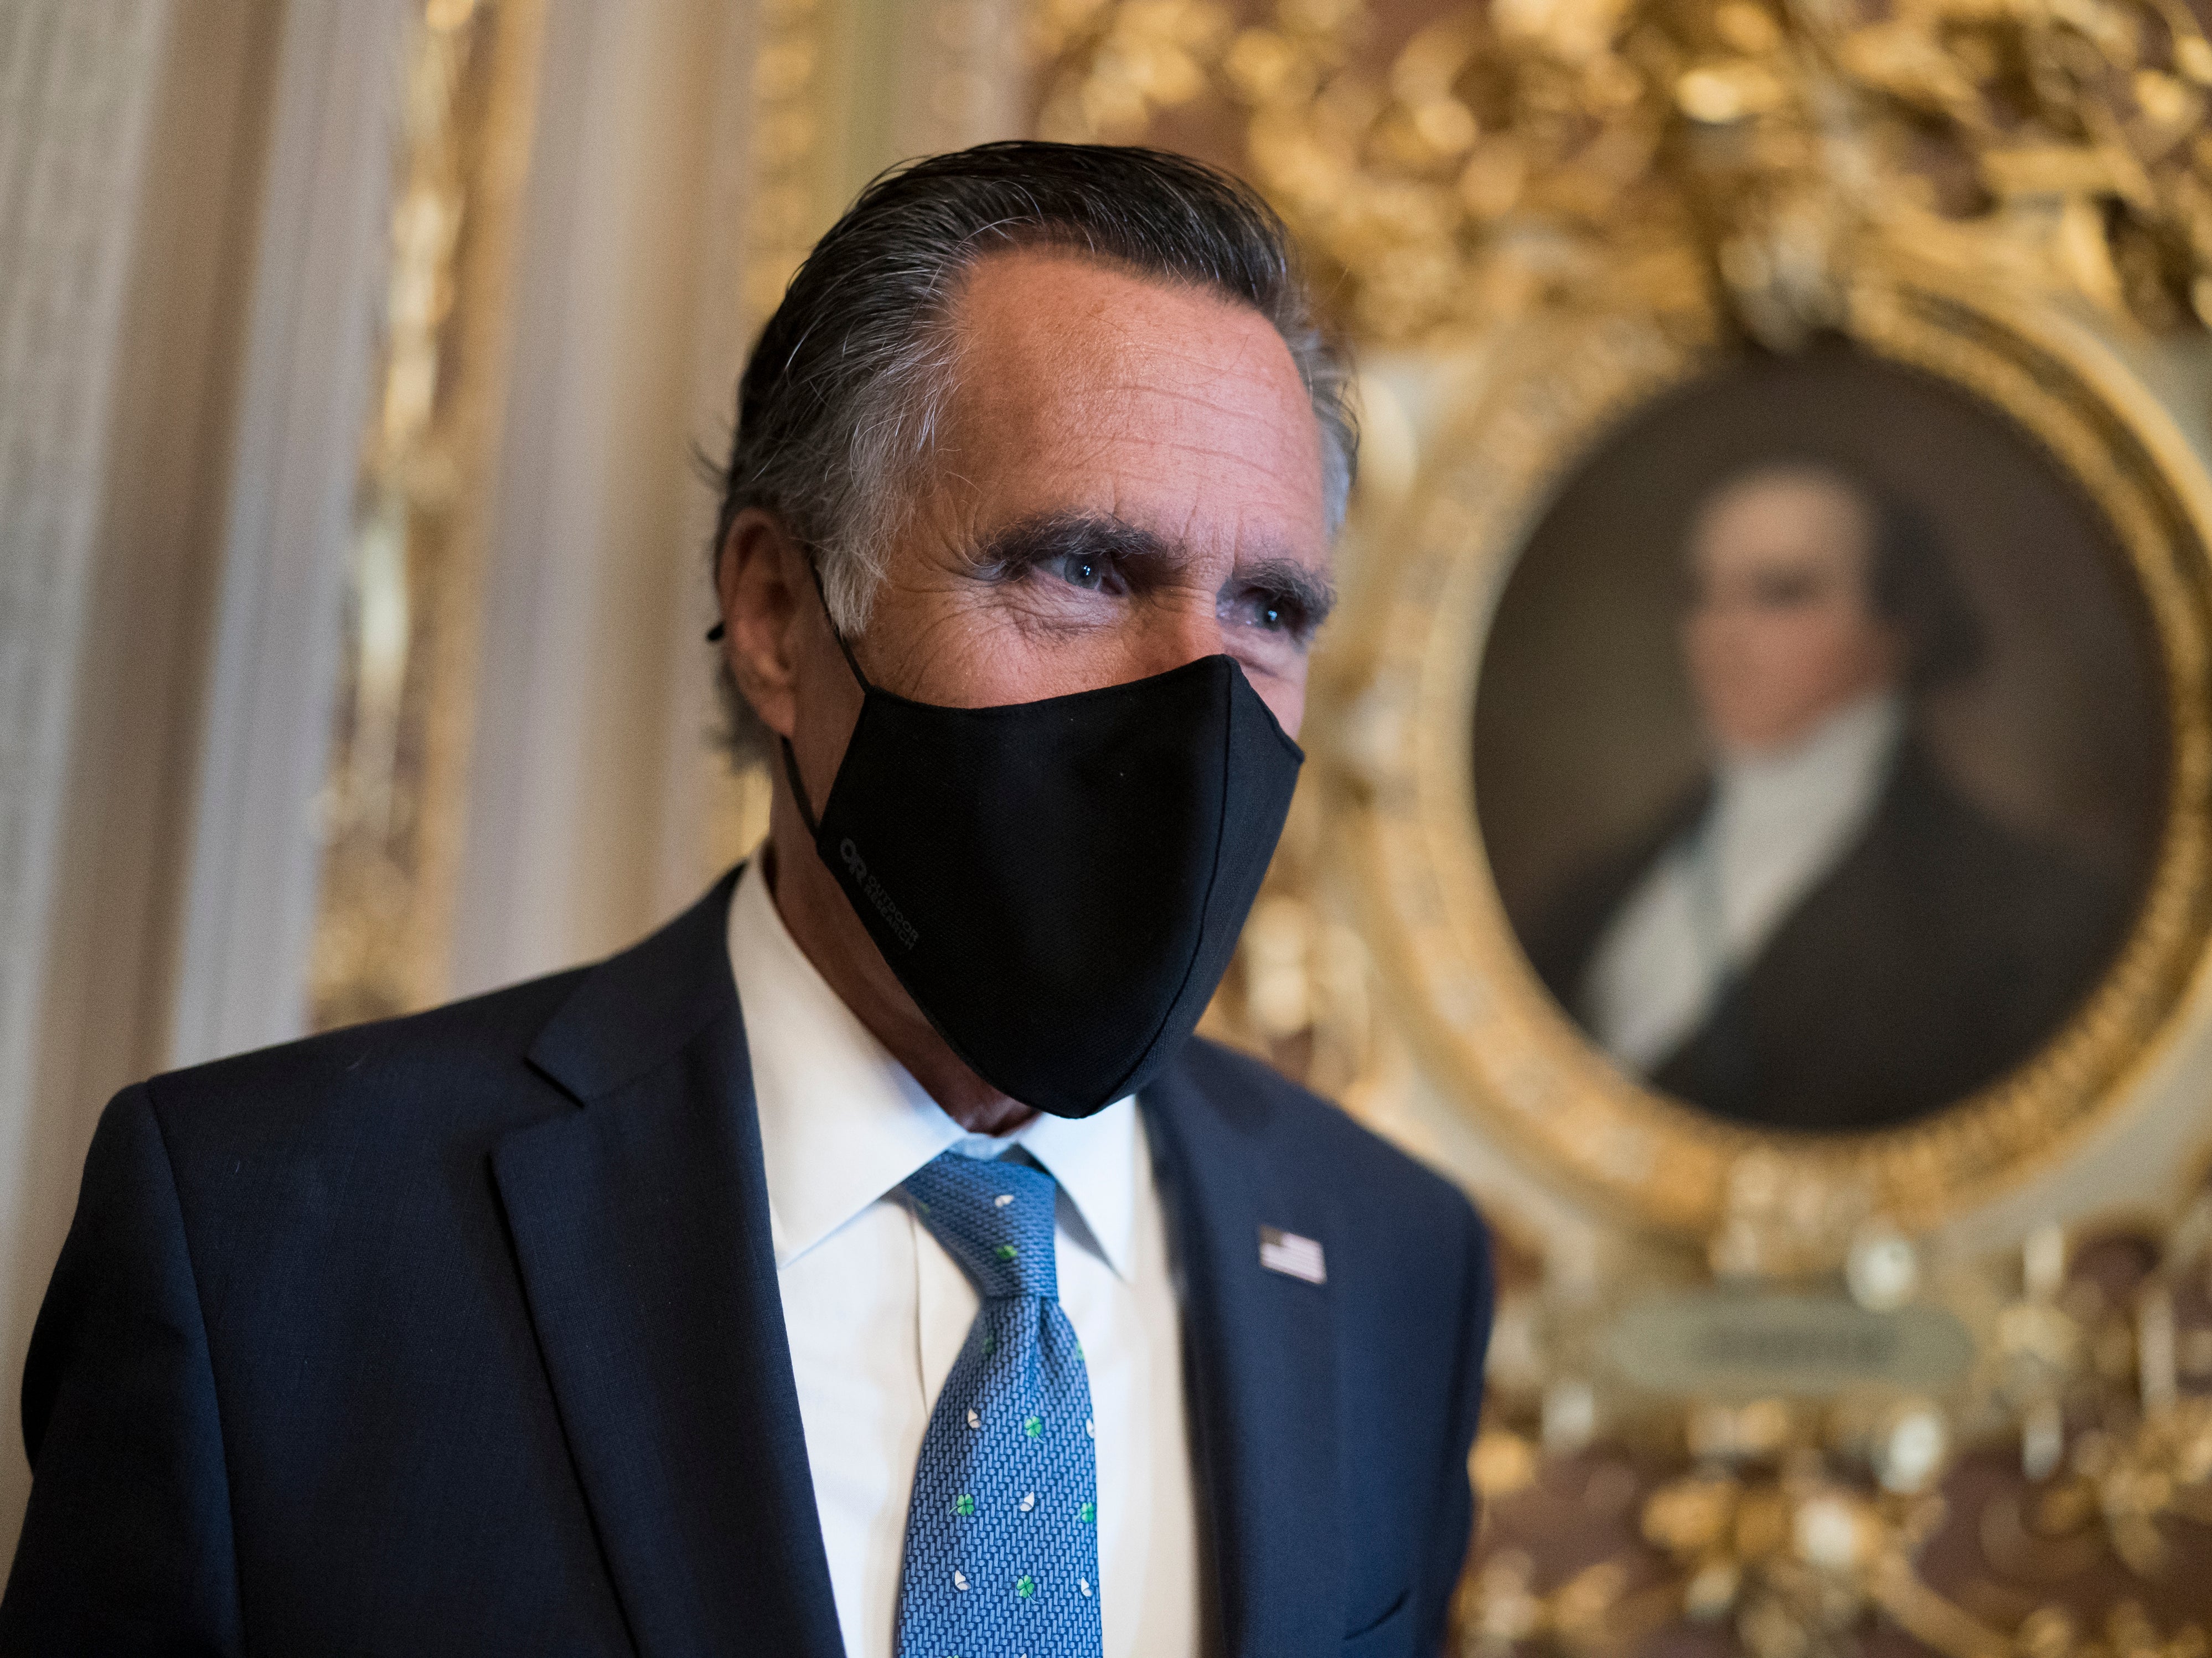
left=726, top=859, right=1201, bottom=1658
left=1584, top=691, right=1904, bottom=1070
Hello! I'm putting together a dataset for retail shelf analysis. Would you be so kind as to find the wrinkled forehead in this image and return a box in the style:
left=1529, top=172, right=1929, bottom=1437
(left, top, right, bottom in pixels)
left=926, top=247, right=1330, bottom=557
left=1688, top=468, right=1877, bottom=585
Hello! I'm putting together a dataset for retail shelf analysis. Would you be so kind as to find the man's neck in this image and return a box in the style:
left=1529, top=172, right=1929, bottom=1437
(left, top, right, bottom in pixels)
left=758, top=816, right=1040, bottom=1136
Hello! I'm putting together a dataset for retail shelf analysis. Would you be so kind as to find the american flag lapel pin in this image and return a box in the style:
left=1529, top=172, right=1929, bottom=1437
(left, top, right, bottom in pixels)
left=1258, top=1226, right=1326, bottom=1285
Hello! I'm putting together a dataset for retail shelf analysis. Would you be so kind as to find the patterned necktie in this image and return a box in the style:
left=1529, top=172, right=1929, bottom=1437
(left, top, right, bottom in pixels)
left=895, top=1149, right=1103, bottom=1658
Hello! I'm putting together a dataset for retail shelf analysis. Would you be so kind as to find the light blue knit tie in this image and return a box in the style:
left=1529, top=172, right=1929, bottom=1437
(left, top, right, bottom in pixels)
left=895, top=1150, right=1103, bottom=1658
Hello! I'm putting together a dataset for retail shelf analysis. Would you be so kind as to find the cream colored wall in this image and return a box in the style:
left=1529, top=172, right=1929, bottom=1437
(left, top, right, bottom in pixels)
left=0, top=0, right=288, bottom=1562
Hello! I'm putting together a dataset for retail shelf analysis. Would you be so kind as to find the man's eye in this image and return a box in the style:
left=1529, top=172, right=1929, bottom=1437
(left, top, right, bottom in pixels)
left=1241, top=591, right=1302, bottom=634
left=1056, top=554, right=1107, bottom=591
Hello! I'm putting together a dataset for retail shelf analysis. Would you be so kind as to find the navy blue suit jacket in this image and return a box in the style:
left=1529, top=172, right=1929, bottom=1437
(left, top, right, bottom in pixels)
left=2, top=871, right=1491, bottom=1656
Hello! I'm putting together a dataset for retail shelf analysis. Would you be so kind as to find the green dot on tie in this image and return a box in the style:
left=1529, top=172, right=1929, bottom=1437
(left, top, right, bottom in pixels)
left=953, top=1494, right=975, bottom=1516
left=1079, top=1500, right=1095, bottom=1523
left=983, top=1332, right=996, bottom=1356
left=1015, top=1574, right=1035, bottom=1599
left=995, top=1244, right=1018, bottom=1262
left=1023, top=1415, right=1042, bottom=1439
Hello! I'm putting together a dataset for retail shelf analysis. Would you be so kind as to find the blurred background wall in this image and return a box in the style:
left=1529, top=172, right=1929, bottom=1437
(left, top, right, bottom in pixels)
left=8, top=0, right=2212, bottom=1648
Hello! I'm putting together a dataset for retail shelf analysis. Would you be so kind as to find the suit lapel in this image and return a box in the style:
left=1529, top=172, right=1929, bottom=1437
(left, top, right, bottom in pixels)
left=1144, top=1061, right=1342, bottom=1658
left=494, top=871, right=843, bottom=1658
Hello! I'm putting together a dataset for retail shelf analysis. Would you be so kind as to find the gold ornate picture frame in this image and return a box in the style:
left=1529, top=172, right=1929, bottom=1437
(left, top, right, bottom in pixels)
left=1327, top=266, right=2212, bottom=1244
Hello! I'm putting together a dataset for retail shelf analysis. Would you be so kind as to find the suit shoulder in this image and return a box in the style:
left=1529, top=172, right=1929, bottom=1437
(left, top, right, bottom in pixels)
left=1174, top=1037, right=1480, bottom=1241
left=142, top=967, right=590, bottom=1152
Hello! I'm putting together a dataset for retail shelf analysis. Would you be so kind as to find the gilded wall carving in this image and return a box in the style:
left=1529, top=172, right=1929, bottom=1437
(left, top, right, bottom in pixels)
left=1034, top=0, right=2212, bottom=344
left=309, top=0, right=545, bottom=1030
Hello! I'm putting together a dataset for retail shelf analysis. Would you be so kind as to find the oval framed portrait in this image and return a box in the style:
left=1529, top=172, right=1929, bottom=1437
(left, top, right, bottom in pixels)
left=1336, top=277, right=2212, bottom=1235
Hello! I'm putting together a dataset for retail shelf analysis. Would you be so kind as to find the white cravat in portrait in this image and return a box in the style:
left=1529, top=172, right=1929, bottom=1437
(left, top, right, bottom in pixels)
left=1583, top=691, right=1905, bottom=1073
left=726, top=859, right=1201, bottom=1658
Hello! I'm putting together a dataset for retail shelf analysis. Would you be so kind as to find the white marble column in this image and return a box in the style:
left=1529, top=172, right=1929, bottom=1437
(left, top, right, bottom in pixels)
left=0, top=0, right=166, bottom=1216
left=0, top=0, right=177, bottom=1561
left=170, top=0, right=410, bottom=1067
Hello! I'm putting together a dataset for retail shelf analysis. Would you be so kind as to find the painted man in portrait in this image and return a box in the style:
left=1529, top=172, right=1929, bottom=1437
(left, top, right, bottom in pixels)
left=1529, top=461, right=2129, bottom=1132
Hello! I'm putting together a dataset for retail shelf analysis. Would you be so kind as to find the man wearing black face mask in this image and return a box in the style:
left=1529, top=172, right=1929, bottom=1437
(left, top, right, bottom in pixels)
left=3, top=144, right=1492, bottom=1658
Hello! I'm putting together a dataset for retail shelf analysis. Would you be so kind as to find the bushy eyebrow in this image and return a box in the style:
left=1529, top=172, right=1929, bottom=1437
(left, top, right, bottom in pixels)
left=969, top=510, right=1174, bottom=585
left=1235, top=555, right=1337, bottom=637
left=967, top=509, right=1337, bottom=638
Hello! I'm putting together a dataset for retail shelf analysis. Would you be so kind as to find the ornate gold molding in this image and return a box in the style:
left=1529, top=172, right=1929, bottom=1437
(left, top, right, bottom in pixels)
left=743, top=0, right=839, bottom=326
left=1326, top=264, right=2212, bottom=1244
left=311, top=0, right=546, bottom=1031
left=1036, top=0, right=2212, bottom=347
left=696, top=0, right=846, bottom=874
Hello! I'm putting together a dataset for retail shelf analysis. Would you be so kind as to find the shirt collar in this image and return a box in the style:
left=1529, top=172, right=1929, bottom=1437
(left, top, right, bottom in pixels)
left=1009, top=1104, right=1138, bottom=1283
left=727, top=858, right=1138, bottom=1279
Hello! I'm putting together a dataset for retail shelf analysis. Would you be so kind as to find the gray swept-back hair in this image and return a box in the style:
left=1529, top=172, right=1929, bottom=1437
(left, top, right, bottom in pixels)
left=708, top=141, right=1356, bottom=762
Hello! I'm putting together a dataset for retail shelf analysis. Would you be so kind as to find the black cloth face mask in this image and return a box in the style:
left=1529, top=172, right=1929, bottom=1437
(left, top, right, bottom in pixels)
left=778, top=591, right=1304, bottom=1119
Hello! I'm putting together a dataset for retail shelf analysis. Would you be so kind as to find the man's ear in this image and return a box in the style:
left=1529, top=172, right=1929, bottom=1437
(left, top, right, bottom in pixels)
left=717, top=508, right=809, bottom=741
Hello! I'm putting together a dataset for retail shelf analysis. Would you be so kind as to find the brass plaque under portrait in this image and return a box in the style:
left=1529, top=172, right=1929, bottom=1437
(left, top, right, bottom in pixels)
left=1337, top=278, right=2212, bottom=1236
